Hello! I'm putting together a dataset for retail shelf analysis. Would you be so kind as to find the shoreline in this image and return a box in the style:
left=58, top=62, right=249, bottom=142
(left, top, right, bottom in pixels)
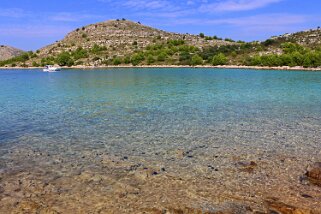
left=1, top=65, right=321, bottom=71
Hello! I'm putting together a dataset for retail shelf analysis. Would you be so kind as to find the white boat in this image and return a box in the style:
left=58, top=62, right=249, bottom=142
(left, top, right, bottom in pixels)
left=43, top=65, right=61, bottom=72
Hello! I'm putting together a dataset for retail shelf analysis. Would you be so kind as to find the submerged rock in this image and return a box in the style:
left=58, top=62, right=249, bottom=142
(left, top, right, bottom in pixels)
left=236, top=161, right=258, bottom=173
left=305, top=162, right=321, bottom=186
left=266, top=198, right=314, bottom=214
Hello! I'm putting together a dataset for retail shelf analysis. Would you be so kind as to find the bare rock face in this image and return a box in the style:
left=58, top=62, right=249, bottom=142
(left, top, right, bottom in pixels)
left=0, top=45, right=24, bottom=61
left=305, top=162, right=321, bottom=187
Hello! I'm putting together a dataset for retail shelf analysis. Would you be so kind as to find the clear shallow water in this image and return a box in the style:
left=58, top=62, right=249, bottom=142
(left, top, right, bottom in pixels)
left=1, top=68, right=321, bottom=212
left=0, top=68, right=320, bottom=147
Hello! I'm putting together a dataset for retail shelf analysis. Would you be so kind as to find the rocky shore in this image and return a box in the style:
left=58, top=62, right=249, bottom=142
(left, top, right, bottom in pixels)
left=1, top=65, right=321, bottom=71
left=0, top=133, right=320, bottom=214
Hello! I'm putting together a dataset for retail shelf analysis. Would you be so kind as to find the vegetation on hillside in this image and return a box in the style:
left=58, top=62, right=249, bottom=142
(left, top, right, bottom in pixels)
left=245, top=43, right=321, bottom=67
left=1, top=40, right=321, bottom=68
left=1, top=21, right=321, bottom=68
left=0, top=51, right=37, bottom=67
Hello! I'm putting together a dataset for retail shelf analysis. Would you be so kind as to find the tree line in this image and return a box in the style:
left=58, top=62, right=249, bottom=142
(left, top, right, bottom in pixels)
left=1, top=40, right=321, bottom=68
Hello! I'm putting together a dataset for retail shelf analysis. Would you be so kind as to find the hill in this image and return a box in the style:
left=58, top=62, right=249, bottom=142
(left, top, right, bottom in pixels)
left=0, top=20, right=320, bottom=68
left=0, top=45, right=24, bottom=61
left=32, top=19, right=234, bottom=66
left=271, top=28, right=321, bottom=47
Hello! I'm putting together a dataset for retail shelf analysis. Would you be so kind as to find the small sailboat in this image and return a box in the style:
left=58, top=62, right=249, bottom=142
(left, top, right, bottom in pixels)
left=43, top=65, right=61, bottom=72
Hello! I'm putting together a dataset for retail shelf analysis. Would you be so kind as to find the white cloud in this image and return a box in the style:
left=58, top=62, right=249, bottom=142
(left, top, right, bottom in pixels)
left=0, top=8, right=28, bottom=18
left=49, top=12, right=103, bottom=22
left=199, top=0, right=282, bottom=12
left=161, top=13, right=307, bottom=27
left=0, top=25, right=72, bottom=38
left=123, top=0, right=173, bottom=10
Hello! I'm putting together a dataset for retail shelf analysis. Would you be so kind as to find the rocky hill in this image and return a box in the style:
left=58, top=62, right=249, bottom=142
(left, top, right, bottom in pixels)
left=1, top=21, right=320, bottom=68
left=33, top=19, right=233, bottom=66
left=270, top=28, right=321, bottom=47
left=40, top=20, right=232, bottom=54
left=0, top=45, right=24, bottom=61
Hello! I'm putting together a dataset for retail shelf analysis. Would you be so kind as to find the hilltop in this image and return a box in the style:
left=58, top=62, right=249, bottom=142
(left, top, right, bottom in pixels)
left=0, top=45, right=24, bottom=61
left=271, top=27, right=321, bottom=47
left=0, top=20, right=320, bottom=68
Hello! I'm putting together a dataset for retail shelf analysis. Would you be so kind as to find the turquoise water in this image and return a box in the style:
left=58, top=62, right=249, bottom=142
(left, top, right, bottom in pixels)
left=1, top=68, right=321, bottom=212
left=0, top=68, right=320, bottom=160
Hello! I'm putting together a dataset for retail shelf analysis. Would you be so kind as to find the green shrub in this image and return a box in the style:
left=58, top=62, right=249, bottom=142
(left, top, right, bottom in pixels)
left=191, top=54, right=203, bottom=65
left=0, top=52, right=30, bottom=66
left=32, top=61, right=40, bottom=67
left=56, top=52, right=74, bottom=66
left=225, top=38, right=235, bottom=42
left=167, top=40, right=185, bottom=46
left=179, top=51, right=191, bottom=64
left=72, top=47, right=88, bottom=60
left=212, top=53, right=228, bottom=65
left=131, top=53, right=145, bottom=66
left=113, top=57, right=122, bottom=65
left=281, top=42, right=305, bottom=54
left=157, top=52, right=167, bottom=61
left=123, top=56, right=131, bottom=64
left=147, top=55, right=155, bottom=64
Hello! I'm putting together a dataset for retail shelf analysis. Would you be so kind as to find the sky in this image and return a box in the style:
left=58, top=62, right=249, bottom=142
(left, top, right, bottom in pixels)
left=1, top=0, right=321, bottom=50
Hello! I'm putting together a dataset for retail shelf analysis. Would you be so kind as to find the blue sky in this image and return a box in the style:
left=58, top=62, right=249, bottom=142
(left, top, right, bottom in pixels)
left=1, top=0, right=321, bottom=50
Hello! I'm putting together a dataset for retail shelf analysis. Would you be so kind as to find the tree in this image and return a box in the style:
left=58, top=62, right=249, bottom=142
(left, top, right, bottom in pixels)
left=113, top=57, right=122, bottom=65
left=260, top=54, right=282, bottom=67
left=224, top=38, right=235, bottom=42
left=291, top=51, right=304, bottom=66
left=167, top=40, right=185, bottom=46
left=191, top=54, right=203, bottom=65
left=262, top=39, right=276, bottom=46
left=157, top=52, right=167, bottom=62
left=179, top=51, right=191, bottom=64
left=199, top=33, right=205, bottom=38
left=91, top=44, right=107, bottom=54
left=72, top=47, right=88, bottom=60
left=56, top=52, right=74, bottom=66
left=281, top=42, right=305, bottom=54
left=32, top=61, right=40, bottom=67
left=247, top=55, right=262, bottom=66
left=147, top=55, right=155, bottom=64
left=131, top=53, right=145, bottom=66
left=212, top=53, right=228, bottom=65
left=123, top=56, right=131, bottom=64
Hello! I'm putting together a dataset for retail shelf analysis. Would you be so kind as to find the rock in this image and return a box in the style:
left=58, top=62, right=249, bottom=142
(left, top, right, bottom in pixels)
left=266, top=198, right=313, bottom=214
left=236, top=161, right=257, bottom=173
left=305, top=162, right=321, bottom=186
left=301, top=194, right=313, bottom=199
left=175, top=150, right=186, bottom=159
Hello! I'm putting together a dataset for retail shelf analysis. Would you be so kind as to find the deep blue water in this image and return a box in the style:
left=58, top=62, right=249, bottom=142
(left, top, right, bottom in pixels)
left=0, top=68, right=320, bottom=155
